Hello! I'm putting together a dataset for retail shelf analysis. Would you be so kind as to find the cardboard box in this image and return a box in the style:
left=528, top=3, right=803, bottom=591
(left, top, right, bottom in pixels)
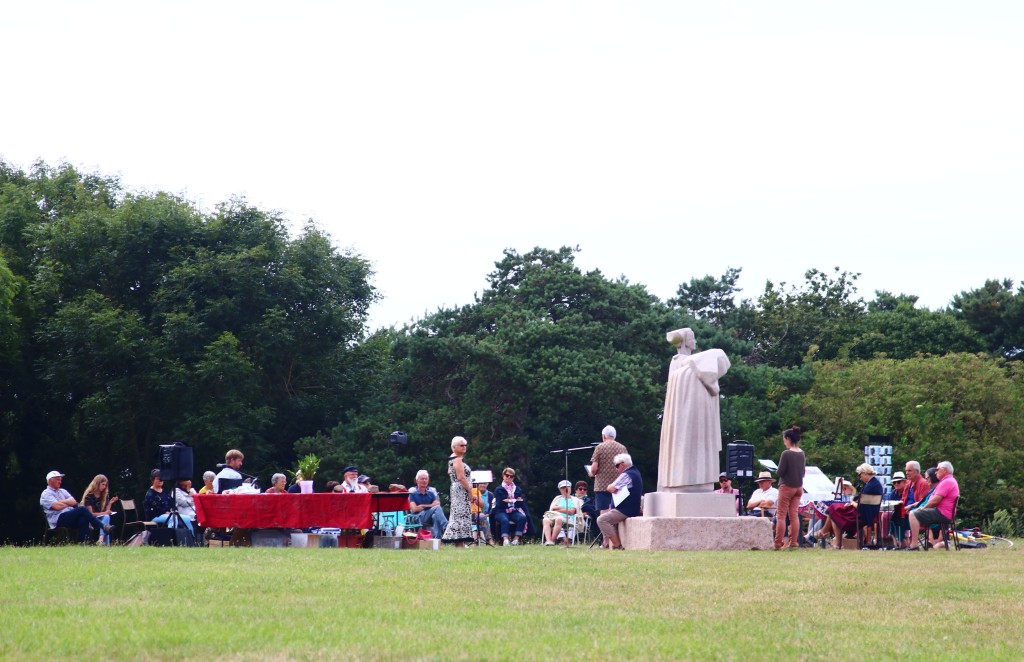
left=416, top=539, right=440, bottom=550
left=841, top=537, right=859, bottom=550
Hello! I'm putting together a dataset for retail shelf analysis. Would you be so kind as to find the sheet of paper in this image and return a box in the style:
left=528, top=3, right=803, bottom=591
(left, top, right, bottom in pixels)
left=612, top=486, right=629, bottom=506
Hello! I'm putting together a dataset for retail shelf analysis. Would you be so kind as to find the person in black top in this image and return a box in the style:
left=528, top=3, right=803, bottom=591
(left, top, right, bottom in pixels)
left=774, top=425, right=805, bottom=550
left=144, top=469, right=195, bottom=534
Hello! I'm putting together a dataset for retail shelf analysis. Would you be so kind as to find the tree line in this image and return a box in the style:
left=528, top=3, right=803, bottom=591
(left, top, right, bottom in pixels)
left=2, top=160, right=1022, bottom=541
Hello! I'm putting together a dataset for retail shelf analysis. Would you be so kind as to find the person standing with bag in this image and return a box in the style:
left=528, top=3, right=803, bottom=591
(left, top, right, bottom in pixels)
left=774, top=426, right=805, bottom=550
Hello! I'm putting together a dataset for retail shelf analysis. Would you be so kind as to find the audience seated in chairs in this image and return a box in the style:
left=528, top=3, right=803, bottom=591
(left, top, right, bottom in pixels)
left=144, top=469, right=194, bottom=535
left=819, top=464, right=883, bottom=549
left=745, top=472, right=778, bottom=518
left=542, top=480, right=578, bottom=546
left=82, top=474, right=119, bottom=546
left=40, top=470, right=115, bottom=543
left=408, top=470, right=448, bottom=539
left=494, top=467, right=527, bottom=546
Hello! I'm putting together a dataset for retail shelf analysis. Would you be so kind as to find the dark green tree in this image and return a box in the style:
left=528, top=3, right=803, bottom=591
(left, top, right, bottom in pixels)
left=751, top=267, right=865, bottom=368
left=0, top=161, right=379, bottom=541
left=849, top=291, right=984, bottom=359
left=303, top=247, right=678, bottom=516
left=951, top=279, right=1024, bottom=359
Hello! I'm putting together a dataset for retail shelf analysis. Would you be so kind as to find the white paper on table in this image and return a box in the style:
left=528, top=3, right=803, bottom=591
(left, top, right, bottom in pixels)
left=612, top=486, right=629, bottom=506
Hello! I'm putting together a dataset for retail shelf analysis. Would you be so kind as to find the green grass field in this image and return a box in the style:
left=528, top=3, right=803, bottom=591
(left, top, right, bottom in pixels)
left=2, top=543, right=1021, bottom=661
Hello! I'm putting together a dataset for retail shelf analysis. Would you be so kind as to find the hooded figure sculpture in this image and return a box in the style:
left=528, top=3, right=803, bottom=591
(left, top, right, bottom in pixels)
left=657, top=328, right=731, bottom=492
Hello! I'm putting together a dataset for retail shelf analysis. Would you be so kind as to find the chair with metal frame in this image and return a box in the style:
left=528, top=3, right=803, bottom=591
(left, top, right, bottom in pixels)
left=118, top=499, right=157, bottom=543
left=41, top=512, right=76, bottom=545
left=938, top=496, right=961, bottom=551
left=855, top=492, right=883, bottom=549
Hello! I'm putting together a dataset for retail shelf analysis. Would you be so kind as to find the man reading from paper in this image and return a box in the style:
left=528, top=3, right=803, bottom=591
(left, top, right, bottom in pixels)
left=596, top=453, right=643, bottom=550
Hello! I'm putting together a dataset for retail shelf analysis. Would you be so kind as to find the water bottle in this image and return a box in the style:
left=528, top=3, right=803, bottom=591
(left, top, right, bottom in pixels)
left=383, top=520, right=394, bottom=537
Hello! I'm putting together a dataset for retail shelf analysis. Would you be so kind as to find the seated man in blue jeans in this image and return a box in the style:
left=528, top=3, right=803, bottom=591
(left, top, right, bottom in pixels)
left=40, top=470, right=115, bottom=543
left=408, top=470, right=447, bottom=539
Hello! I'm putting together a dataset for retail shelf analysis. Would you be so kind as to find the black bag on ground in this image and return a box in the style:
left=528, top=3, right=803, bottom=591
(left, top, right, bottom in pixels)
left=148, top=527, right=197, bottom=547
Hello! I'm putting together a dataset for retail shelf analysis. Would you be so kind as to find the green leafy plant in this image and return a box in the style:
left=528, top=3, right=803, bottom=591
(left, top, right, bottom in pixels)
left=289, top=453, right=320, bottom=483
left=985, top=509, right=1022, bottom=538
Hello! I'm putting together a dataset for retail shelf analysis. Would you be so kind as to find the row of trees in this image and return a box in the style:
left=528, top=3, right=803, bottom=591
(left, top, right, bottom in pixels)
left=3, top=160, right=1022, bottom=541
left=1, top=162, right=379, bottom=541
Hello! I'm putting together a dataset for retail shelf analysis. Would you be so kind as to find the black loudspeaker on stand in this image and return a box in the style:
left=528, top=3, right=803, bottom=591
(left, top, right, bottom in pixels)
left=726, top=440, right=755, bottom=516
left=153, top=441, right=197, bottom=546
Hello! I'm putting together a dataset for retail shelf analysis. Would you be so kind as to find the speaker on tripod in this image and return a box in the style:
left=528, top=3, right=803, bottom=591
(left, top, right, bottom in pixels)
left=153, top=441, right=197, bottom=546
left=726, top=440, right=754, bottom=479
left=158, top=441, right=194, bottom=482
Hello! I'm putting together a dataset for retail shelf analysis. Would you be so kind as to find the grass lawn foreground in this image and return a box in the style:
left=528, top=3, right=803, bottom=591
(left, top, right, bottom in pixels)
left=2, top=544, right=1022, bottom=660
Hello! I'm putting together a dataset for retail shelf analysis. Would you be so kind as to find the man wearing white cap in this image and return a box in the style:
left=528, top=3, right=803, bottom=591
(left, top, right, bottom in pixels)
left=40, top=471, right=115, bottom=543
left=542, top=480, right=578, bottom=545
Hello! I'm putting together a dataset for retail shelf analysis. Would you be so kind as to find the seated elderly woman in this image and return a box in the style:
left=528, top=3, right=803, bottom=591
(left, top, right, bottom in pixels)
left=820, top=464, right=883, bottom=549
left=198, top=470, right=217, bottom=494
left=542, top=480, right=579, bottom=546
left=265, top=473, right=288, bottom=493
left=174, top=479, right=199, bottom=533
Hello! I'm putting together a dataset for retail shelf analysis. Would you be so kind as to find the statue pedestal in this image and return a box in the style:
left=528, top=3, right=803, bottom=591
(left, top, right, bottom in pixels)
left=618, top=516, right=773, bottom=551
left=643, top=492, right=737, bottom=518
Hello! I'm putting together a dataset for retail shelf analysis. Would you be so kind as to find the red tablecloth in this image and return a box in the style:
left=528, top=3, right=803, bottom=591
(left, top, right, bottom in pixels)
left=194, top=493, right=410, bottom=529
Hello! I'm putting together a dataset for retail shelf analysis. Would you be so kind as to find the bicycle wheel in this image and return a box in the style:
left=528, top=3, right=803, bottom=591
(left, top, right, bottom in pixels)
left=984, top=536, right=1013, bottom=548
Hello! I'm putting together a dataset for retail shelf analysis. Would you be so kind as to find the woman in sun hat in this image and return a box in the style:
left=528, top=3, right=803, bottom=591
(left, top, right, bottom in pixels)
left=542, top=480, right=578, bottom=545
left=745, top=471, right=778, bottom=517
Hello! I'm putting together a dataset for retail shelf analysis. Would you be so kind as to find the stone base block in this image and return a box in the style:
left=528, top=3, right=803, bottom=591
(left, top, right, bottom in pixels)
left=619, top=516, right=773, bottom=551
left=643, top=492, right=737, bottom=517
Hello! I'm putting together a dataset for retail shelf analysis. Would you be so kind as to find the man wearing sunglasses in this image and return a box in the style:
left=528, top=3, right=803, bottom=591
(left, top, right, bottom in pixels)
left=713, top=472, right=741, bottom=515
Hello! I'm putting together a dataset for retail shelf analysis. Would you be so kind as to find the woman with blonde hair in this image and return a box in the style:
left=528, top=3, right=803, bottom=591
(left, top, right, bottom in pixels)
left=822, top=464, right=884, bottom=549
left=82, top=475, right=119, bottom=545
left=441, top=436, right=476, bottom=547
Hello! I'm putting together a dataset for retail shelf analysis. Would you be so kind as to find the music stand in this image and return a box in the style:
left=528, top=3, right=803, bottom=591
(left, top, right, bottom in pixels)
left=548, top=443, right=597, bottom=547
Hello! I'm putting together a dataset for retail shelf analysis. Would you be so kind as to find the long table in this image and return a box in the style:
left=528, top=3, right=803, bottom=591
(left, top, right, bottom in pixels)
left=194, top=492, right=410, bottom=530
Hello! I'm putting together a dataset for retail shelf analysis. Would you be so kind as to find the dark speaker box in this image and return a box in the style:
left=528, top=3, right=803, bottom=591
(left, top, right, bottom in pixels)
left=158, top=441, right=194, bottom=482
left=726, top=441, right=755, bottom=479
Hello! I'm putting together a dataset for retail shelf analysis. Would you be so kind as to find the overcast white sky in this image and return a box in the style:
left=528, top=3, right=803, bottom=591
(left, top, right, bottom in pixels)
left=2, top=2, right=1021, bottom=330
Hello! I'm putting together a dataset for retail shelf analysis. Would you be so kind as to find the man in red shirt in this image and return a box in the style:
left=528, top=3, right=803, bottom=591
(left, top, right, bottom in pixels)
left=903, top=461, right=931, bottom=507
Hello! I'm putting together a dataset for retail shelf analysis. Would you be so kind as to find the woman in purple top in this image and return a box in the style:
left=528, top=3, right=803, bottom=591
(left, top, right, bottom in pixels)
left=774, top=425, right=805, bottom=550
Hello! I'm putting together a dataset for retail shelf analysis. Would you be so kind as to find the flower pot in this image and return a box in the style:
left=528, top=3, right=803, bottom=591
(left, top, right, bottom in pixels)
left=299, top=480, right=314, bottom=494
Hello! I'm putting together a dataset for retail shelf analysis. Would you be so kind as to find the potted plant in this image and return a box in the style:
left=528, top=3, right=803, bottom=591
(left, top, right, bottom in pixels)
left=291, top=454, right=320, bottom=494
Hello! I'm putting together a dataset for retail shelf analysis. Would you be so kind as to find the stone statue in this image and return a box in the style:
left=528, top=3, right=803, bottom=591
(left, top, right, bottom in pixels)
left=657, top=328, right=731, bottom=492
